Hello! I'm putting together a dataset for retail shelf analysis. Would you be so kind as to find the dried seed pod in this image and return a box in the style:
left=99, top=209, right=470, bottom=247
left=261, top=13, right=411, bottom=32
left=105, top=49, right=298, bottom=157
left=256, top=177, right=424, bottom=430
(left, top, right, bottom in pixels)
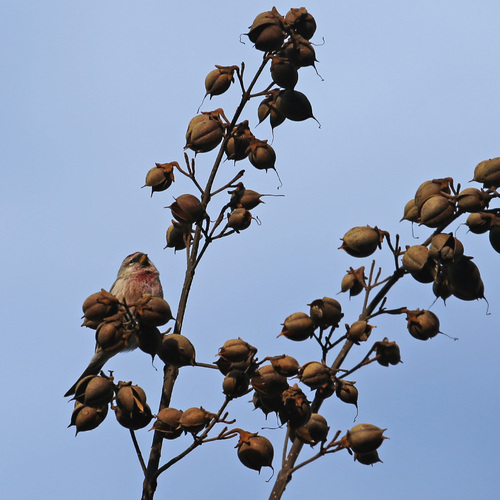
left=402, top=245, right=430, bottom=272
left=266, top=355, right=300, bottom=377
left=153, top=407, right=184, bottom=439
left=275, top=89, right=317, bottom=122
left=223, top=370, right=250, bottom=398
left=180, top=407, right=215, bottom=434
left=335, top=379, right=358, bottom=411
left=114, top=403, right=153, bottom=430
left=401, top=199, right=419, bottom=222
left=218, top=338, right=257, bottom=363
left=135, top=324, right=163, bottom=357
left=247, top=8, right=286, bottom=52
left=225, top=121, right=254, bottom=161
left=346, top=320, right=373, bottom=344
left=291, top=413, right=328, bottom=446
left=340, top=267, right=366, bottom=297
left=409, top=257, right=438, bottom=284
left=473, top=157, right=500, bottom=187
left=405, top=309, right=440, bottom=340
left=456, top=187, right=490, bottom=212
left=158, top=333, right=196, bottom=366
left=204, top=65, right=237, bottom=98
left=489, top=225, right=500, bottom=254
left=374, top=338, right=401, bottom=367
left=246, top=138, right=276, bottom=171
left=82, top=289, right=120, bottom=328
left=115, top=382, right=148, bottom=416
left=297, top=361, right=331, bottom=389
left=70, top=402, right=108, bottom=434
left=228, top=208, right=252, bottom=232
left=185, top=112, right=224, bottom=153
left=74, top=374, right=114, bottom=406
left=270, top=56, right=298, bottom=89
left=236, top=430, right=274, bottom=472
left=429, top=233, right=463, bottom=262
left=165, top=220, right=191, bottom=251
left=345, top=423, right=387, bottom=454
left=230, top=188, right=265, bottom=210
left=284, top=34, right=317, bottom=68
left=465, top=212, right=496, bottom=234
left=257, top=91, right=286, bottom=129
left=414, top=178, right=452, bottom=211
left=280, top=384, right=311, bottom=428
left=143, top=162, right=176, bottom=196
left=340, top=226, right=383, bottom=258
left=308, top=297, right=343, bottom=329
left=252, top=390, right=284, bottom=416
left=95, top=317, right=126, bottom=352
left=251, top=364, right=289, bottom=397
left=279, top=312, right=315, bottom=341
left=447, top=255, right=485, bottom=300
left=285, top=7, right=316, bottom=40
left=167, top=194, right=206, bottom=224
left=432, top=269, right=452, bottom=303
left=419, top=195, right=455, bottom=228
left=355, top=450, right=382, bottom=465
left=134, top=295, right=173, bottom=327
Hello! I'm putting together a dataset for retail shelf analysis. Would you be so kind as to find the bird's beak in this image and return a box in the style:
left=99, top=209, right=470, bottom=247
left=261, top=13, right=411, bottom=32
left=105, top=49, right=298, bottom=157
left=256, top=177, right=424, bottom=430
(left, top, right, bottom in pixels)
left=139, top=253, right=149, bottom=265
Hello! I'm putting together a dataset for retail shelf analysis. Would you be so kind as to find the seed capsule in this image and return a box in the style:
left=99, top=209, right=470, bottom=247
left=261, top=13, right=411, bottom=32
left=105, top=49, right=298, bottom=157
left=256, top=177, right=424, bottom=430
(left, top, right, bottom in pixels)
left=335, top=379, right=358, bottom=411
left=298, top=361, right=331, bottom=389
left=284, top=7, right=316, bottom=40
left=472, top=157, right=500, bottom=187
left=374, top=338, right=401, bottom=367
left=180, top=407, right=215, bottom=434
left=355, top=450, right=382, bottom=465
left=465, top=212, right=496, bottom=234
left=340, top=226, right=383, bottom=258
left=134, top=295, right=173, bottom=327
left=74, top=374, right=114, bottom=406
left=346, top=320, right=373, bottom=344
left=158, top=333, right=196, bottom=366
left=114, top=403, right=153, bottom=430
left=153, top=408, right=183, bottom=439
left=251, top=364, right=289, bottom=397
left=167, top=194, right=206, bottom=224
left=414, top=178, right=452, bottom=211
left=279, top=312, right=315, bottom=341
left=228, top=208, right=252, bottom=232
left=246, top=138, right=276, bottom=171
left=401, top=199, right=419, bottom=222
left=489, top=225, right=500, bottom=254
left=247, top=8, right=286, bottom=52
left=276, top=89, right=317, bottom=122
left=218, top=338, right=257, bottom=363
left=428, top=233, right=463, bottom=262
left=204, top=65, right=237, bottom=98
left=279, top=384, right=311, bottom=428
left=223, top=370, right=250, bottom=398
left=270, top=56, right=298, bottom=89
left=236, top=430, right=274, bottom=472
left=257, top=91, right=285, bottom=129
left=419, top=195, right=455, bottom=228
left=266, top=355, right=300, bottom=377
left=143, top=162, right=176, bottom=196
left=82, top=289, right=119, bottom=328
left=340, top=267, right=366, bottom=297
left=447, top=255, right=485, bottom=300
left=291, top=413, right=328, bottom=446
left=185, top=112, right=224, bottom=153
left=165, top=220, right=191, bottom=251
left=284, top=34, right=317, bottom=68
left=70, top=402, right=108, bottom=434
left=346, top=423, right=387, bottom=453
left=308, top=297, right=343, bottom=329
left=405, top=309, right=440, bottom=340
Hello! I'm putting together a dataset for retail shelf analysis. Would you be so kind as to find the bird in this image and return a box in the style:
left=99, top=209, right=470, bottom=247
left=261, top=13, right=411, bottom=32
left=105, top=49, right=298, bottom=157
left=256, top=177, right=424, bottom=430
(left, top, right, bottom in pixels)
left=65, top=252, right=163, bottom=397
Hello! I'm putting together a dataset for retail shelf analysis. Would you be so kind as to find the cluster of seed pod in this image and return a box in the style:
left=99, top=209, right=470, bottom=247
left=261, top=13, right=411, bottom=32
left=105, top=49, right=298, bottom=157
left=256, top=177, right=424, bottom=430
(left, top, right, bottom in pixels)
left=69, top=375, right=153, bottom=433
left=82, top=289, right=174, bottom=358
left=152, top=406, right=218, bottom=439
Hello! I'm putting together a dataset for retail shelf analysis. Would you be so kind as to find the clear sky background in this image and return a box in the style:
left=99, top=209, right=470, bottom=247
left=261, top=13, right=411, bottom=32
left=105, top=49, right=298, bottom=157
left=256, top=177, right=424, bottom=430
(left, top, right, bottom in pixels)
left=1, top=1, right=499, bottom=499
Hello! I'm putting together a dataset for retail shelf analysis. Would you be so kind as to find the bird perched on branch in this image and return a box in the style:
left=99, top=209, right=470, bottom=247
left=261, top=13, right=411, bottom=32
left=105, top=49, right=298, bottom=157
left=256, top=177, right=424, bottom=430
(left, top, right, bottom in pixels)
left=65, top=252, right=163, bottom=397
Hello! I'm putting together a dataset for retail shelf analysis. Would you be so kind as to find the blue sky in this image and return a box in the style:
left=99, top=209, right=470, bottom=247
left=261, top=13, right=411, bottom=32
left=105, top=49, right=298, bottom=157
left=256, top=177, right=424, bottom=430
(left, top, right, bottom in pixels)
left=1, top=1, right=499, bottom=499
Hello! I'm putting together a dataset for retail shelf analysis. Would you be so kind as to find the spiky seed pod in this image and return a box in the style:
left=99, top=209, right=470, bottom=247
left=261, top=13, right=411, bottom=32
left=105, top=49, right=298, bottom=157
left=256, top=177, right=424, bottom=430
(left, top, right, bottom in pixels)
left=284, top=7, right=316, bottom=39
left=414, top=178, right=452, bottom=211
left=298, top=361, right=331, bottom=389
left=355, top=450, right=382, bottom=465
left=223, top=370, right=250, bottom=398
left=134, top=295, right=173, bottom=327
left=236, top=430, right=274, bottom=472
left=275, top=89, right=317, bottom=122
left=472, top=157, right=500, bottom=187
left=266, top=355, right=300, bottom=377
left=279, top=312, right=315, bottom=341
left=153, top=408, right=184, bottom=439
left=374, top=338, right=401, bottom=367
left=158, top=333, right=196, bottom=366
left=204, top=65, right=237, bottom=98
left=429, top=233, right=463, bottom=262
left=291, top=413, right=328, bottom=446
left=143, top=162, right=176, bottom=196
left=168, top=194, right=206, bottom=224
left=247, top=7, right=286, bottom=52
left=179, top=407, right=215, bottom=434
left=218, top=338, right=257, bottom=363
left=185, top=112, right=224, bottom=153
left=270, top=56, right=298, bottom=89
left=465, top=212, right=496, bottom=234
left=279, top=384, right=311, bottom=428
left=74, top=374, right=114, bottom=406
left=340, top=226, right=383, bottom=258
left=165, top=220, right=191, bottom=251
left=447, top=255, right=485, bottom=300
left=401, top=199, right=420, bottom=222
left=246, top=138, right=276, bottom=171
left=228, top=208, right=252, bottom=232
left=419, top=195, right=455, bottom=228
left=70, top=402, right=108, bottom=434
left=308, top=297, right=343, bottom=329
left=114, top=403, right=153, bottom=430
left=489, top=225, right=500, bottom=253
left=346, top=320, right=373, bottom=344
left=345, top=423, right=387, bottom=454
left=82, top=289, right=120, bottom=328
left=251, top=364, right=289, bottom=397
left=257, top=91, right=286, bottom=129
left=405, top=309, right=440, bottom=340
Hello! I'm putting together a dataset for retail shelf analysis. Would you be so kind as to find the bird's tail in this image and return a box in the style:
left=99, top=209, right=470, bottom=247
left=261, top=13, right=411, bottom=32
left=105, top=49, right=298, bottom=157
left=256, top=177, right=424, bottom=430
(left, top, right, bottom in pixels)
left=64, top=349, right=114, bottom=397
